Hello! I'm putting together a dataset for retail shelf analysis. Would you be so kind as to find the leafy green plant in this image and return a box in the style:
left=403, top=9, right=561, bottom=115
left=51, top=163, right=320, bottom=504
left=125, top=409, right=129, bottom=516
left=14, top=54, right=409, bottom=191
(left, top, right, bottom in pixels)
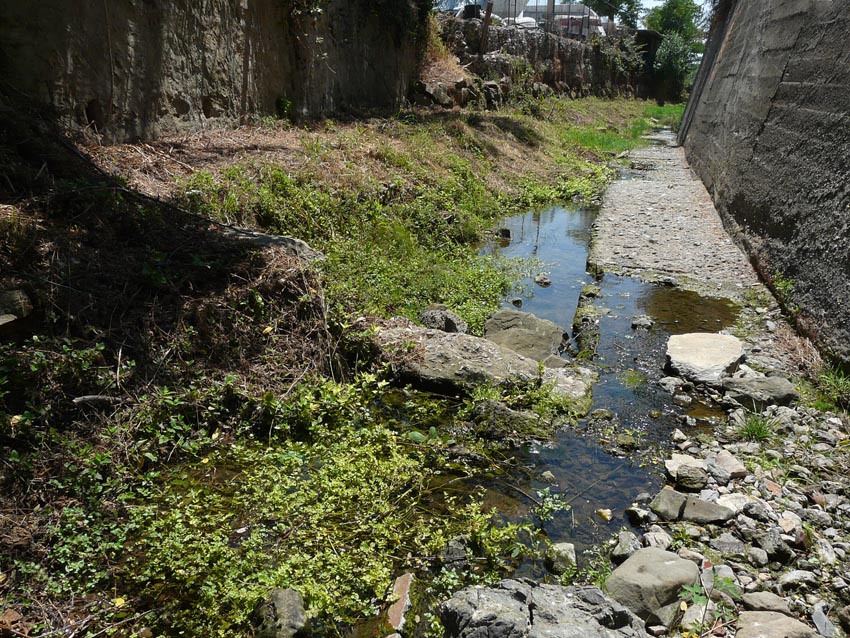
left=654, top=32, right=695, bottom=102
left=679, top=573, right=740, bottom=635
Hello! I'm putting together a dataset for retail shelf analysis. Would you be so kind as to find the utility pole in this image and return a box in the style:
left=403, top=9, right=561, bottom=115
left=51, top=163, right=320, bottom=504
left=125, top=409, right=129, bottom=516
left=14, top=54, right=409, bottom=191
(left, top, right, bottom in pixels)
left=546, top=0, right=555, bottom=32
left=481, top=1, right=494, bottom=52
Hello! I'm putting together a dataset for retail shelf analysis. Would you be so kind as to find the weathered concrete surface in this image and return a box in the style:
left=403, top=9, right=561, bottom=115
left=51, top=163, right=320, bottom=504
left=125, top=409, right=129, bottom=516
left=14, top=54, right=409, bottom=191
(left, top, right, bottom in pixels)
left=589, top=130, right=812, bottom=375
left=590, top=131, right=762, bottom=302
left=680, top=0, right=850, bottom=365
left=0, top=0, right=429, bottom=142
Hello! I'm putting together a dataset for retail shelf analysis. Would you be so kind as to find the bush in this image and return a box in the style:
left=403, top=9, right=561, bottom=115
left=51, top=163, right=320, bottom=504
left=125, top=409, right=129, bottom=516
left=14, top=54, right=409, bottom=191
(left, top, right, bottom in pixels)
left=654, top=32, right=694, bottom=103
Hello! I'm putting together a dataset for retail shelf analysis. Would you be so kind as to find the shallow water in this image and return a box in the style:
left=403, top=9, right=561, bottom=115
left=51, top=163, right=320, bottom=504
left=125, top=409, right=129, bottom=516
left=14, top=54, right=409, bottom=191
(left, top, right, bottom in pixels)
left=479, top=203, right=739, bottom=568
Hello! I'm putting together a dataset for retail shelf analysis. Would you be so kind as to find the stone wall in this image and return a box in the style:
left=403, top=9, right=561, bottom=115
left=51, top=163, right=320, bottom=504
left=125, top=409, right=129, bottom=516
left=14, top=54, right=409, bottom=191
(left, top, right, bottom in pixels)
left=0, top=0, right=428, bottom=142
left=680, top=0, right=850, bottom=364
left=440, top=18, right=643, bottom=97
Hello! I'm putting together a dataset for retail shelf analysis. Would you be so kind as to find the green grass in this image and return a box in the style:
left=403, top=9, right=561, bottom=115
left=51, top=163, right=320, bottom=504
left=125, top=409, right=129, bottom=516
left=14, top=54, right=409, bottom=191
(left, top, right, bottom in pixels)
left=817, top=365, right=850, bottom=411
left=642, top=103, right=686, bottom=129
left=737, top=412, right=776, bottom=442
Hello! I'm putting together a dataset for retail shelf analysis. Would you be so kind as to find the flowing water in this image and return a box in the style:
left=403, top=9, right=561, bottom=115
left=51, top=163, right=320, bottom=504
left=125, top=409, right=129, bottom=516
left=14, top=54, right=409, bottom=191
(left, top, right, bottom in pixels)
left=477, top=194, right=739, bottom=571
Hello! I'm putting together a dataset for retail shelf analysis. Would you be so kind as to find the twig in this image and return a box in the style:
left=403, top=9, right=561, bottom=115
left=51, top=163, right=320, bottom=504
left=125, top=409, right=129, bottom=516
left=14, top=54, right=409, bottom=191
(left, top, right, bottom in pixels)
left=72, top=395, right=126, bottom=406
left=563, top=461, right=624, bottom=506
left=496, top=481, right=542, bottom=506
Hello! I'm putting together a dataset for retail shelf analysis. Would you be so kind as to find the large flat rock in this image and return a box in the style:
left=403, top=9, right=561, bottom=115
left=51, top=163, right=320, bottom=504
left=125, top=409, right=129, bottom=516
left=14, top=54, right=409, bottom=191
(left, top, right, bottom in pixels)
left=375, top=320, right=594, bottom=411
left=665, top=333, right=744, bottom=383
left=441, top=579, right=648, bottom=638
left=484, top=308, right=568, bottom=363
left=736, top=611, right=817, bottom=638
left=605, top=548, right=699, bottom=627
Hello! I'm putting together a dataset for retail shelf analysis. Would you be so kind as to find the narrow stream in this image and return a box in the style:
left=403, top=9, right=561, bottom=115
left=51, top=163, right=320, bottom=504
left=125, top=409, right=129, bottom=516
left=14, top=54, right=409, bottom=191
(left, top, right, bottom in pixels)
left=478, top=187, right=740, bottom=571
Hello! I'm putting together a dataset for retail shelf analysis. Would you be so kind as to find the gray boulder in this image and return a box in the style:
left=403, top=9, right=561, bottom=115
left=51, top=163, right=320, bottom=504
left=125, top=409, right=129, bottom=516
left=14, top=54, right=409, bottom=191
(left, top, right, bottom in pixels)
left=741, top=592, right=792, bottom=615
left=374, top=320, right=594, bottom=410
left=682, top=495, right=735, bottom=524
left=736, top=611, right=817, bottom=638
left=484, top=308, right=568, bottom=363
left=649, top=487, right=687, bottom=521
left=611, top=531, right=642, bottom=564
left=665, top=333, right=744, bottom=383
left=253, top=588, right=310, bottom=638
left=441, top=580, right=647, bottom=638
left=545, top=542, right=577, bottom=576
left=723, top=376, right=799, bottom=409
left=648, top=488, right=734, bottom=524
left=605, top=548, right=699, bottom=627
left=419, top=304, right=468, bottom=334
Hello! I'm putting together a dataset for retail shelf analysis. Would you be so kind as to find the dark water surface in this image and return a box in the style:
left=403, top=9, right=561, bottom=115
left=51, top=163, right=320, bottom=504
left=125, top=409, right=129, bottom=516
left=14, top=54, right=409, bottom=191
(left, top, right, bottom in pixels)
left=478, top=201, right=739, bottom=569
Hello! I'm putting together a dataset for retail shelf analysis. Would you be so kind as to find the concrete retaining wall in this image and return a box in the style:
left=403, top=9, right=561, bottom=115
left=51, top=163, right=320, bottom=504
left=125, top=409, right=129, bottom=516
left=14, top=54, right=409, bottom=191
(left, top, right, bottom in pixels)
left=0, top=0, right=428, bottom=142
left=680, top=0, right=850, bottom=364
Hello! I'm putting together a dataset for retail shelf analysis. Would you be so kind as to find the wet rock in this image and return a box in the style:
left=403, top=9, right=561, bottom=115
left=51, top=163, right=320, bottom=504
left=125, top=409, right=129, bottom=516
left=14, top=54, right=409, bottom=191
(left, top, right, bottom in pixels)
left=605, top=548, right=698, bottom=627
left=742, top=591, right=792, bottom=615
left=723, top=376, right=799, bottom=409
left=534, top=274, right=552, bottom=287
left=440, top=536, right=470, bottom=569
left=541, top=470, right=558, bottom=485
left=736, top=611, right=817, bottom=638
left=545, top=542, right=577, bottom=576
left=484, top=308, right=567, bottom=362
left=419, top=304, right=468, bottom=334
left=471, top=401, right=542, bottom=441
left=612, top=531, right=642, bottom=564
left=441, top=580, right=648, bottom=638
left=253, top=588, right=310, bottom=638
left=665, top=333, right=744, bottom=384
left=631, top=315, right=654, bottom=329
left=659, top=376, right=684, bottom=394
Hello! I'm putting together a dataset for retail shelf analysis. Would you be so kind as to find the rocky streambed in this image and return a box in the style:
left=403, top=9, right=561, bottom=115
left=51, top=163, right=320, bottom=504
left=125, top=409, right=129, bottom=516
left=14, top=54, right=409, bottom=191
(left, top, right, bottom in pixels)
left=382, top=131, right=850, bottom=638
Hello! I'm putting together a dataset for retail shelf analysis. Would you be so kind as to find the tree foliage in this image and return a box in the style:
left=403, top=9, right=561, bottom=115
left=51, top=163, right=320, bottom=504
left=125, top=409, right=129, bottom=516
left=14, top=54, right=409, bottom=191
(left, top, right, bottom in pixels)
left=653, top=31, right=694, bottom=102
left=644, top=0, right=703, bottom=46
left=583, top=0, right=642, bottom=28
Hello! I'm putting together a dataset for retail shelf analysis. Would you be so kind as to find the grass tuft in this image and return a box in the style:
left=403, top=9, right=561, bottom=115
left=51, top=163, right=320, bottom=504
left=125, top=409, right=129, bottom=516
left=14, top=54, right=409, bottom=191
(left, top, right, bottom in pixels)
left=737, top=412, right=776, bottom=442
